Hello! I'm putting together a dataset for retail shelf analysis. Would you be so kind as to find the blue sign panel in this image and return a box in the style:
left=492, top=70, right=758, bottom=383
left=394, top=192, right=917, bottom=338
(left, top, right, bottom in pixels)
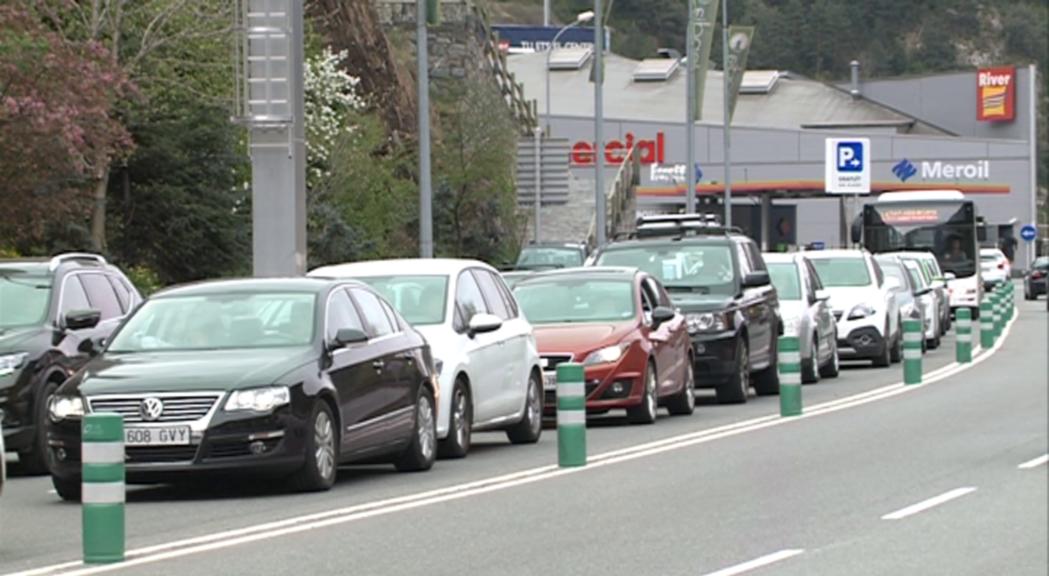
left=1020, top=224, right=1037, bottom=242
left=836, top=142, right=864, bottom=172
left=492, top=25, right=611, bottom=52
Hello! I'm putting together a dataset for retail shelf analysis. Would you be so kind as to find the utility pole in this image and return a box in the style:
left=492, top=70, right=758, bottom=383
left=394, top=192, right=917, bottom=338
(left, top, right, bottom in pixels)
left=544, top=0, right=550, bottom=26
left=594, top=0, right=606, bottom=247
left=685, top=0, right=696, bottom=214
left=417, top=0, right=433, bottom=258
left=721, top=0, right=732, bottom=226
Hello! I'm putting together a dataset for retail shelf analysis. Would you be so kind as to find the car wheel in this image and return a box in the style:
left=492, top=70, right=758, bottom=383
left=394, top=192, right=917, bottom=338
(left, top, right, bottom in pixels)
left=801, top=335, right=820, bottom=384
left=819, top=334, right=840, bottom=378
left=1025, top=284, right=1034, bottom=300
left=506, top=372, right=543, bottom=444
left=872, top=322, right=892, bottom=368
left=664, top=359, right=695, bottom=416
left=20, top=381, right=60, bottom=476
left=395, top=388, right=437, bottom=472
left=437, top=380, right=471, bottom=459
left=287, top=401, right=338, bottom=492
left=51, top=474, right=81, bottom=502
left=717, top=339, right=749, bottom=404
left=628, top=361, right=659, bottom=424
left=889, top=320, right=903, bottom=364
left=753, top=335, right=780, bottom=397
left=928, top=333, right=941, bottom=350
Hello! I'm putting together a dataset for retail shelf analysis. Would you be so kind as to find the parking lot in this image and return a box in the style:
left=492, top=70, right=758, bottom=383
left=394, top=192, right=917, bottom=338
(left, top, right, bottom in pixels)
left=1, top=292, right=1044, bottom=576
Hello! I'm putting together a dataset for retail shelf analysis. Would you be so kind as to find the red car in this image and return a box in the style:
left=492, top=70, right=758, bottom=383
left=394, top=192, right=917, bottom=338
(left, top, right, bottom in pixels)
left=513, top=267, right=695, bottom=424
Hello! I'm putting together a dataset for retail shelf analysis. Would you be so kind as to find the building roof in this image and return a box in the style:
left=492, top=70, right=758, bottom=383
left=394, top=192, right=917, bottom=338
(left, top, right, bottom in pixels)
left=508, top=52, right=949, bottom=135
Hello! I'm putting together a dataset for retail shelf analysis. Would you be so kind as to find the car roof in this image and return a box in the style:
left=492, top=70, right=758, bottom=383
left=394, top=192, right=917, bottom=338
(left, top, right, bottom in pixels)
left=309, top=258, right=495, bottom=278
left=761, top=252, right=803, bottom=265
left=979, top=248, right=1005, bottom=256
left=516, top=266, right=639, bottom=283
left=802, top=249, right=868, bottom=259
left=521, top=243, right=586, bottom=250
left=600, top=236, right=738, bottom=251
left=155, top=277, right=356, bottom=298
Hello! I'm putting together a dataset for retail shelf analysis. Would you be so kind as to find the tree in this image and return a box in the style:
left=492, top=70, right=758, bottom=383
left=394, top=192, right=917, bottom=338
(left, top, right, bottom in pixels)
left=0, top=5, right=131, bottom=251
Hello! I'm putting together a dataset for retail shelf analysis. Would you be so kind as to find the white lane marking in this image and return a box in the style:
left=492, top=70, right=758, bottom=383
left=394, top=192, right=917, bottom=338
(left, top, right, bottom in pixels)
left=1018, top=454, right=1049, bottom=469
left=881, top=487, right=978, bottom=520
left=702, top=549, right=805, bottom=576
left=7, top=313, right=1019, bottom=576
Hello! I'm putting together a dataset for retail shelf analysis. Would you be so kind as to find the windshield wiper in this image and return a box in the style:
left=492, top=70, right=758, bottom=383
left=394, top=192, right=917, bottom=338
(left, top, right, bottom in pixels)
left=663, top=284, right=711, bottom=294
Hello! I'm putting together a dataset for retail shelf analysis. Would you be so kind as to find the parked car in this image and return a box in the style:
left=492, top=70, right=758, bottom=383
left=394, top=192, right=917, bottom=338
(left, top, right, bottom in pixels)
left=876, top=255, right=934, bottom=351
left=1023, top=257, right=1049, bottom=300
left=309, top=259, right=543, bottom=459
left=515, top=242, right=589, bottom=270
left=513, top=267, right=695, bottom=423
left=764, top=253, right=840, bottom=383
left=47, top=278, right=438, bottom=500
left=980, top=248, right=1011, bottom=288
left=807, top=250, right=901, bottom=367
left=591, top=215, right=779, bottom=404
left=1, top=253, right=142, bottom=474
left=902, top=259, right=941, bottom=349
left=892, top=251, right=951, bottom=334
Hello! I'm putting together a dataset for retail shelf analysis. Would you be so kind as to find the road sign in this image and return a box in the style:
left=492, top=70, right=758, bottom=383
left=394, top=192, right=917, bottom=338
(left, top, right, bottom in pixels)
left=1020, top=224, right=1037, bottom=242
left=825, top=138, right=871, bottom=194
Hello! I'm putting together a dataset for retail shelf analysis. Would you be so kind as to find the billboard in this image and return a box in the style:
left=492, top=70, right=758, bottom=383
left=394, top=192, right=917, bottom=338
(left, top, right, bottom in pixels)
left=976, top=66, right=1015, bottom=122
left=691, top=0, right=720, bottom=120
left=492, top=25, right=610, bottom=53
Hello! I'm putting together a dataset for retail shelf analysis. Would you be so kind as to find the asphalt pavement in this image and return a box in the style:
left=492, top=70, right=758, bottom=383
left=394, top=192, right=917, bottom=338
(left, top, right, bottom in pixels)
left=1, top=296, right=1045, bottom=576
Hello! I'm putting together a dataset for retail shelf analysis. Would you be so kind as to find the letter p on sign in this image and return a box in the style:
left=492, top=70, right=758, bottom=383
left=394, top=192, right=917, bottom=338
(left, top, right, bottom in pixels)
left=837, top=142, right=863, bottom=172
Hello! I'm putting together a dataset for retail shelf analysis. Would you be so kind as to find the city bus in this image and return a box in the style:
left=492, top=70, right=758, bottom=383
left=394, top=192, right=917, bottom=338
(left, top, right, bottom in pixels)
left=853, top=190, right=982, bottom=317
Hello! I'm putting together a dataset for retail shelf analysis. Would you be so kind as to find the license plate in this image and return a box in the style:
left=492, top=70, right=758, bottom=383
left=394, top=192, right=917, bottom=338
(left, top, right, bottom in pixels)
left=124, top=426, right=191, bottom=446
left=543, top=372, right=557, bottom=390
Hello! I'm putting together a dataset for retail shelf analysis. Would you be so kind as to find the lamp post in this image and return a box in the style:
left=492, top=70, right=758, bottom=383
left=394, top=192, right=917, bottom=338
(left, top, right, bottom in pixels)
left=594, top=0, right=606, bottom=248
left=720, top=0, right=732, bottom=226
left=545, top=11, right=595, bottom=133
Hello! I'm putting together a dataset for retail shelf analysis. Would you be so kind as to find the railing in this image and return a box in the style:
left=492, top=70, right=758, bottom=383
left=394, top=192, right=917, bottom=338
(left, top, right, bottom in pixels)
left=587, top=146, right=641, bottom=250
left=474, top=2, right=538, bottom=133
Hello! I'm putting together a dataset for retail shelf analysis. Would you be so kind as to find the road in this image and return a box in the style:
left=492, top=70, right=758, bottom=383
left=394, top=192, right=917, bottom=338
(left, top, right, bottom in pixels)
left=1, top=297, right=1045, bottom=576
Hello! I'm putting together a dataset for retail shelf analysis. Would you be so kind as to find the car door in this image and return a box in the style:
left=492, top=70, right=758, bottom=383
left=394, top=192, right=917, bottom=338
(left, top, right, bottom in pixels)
left=870, top=257, right=898, bottom=338
left=472, top=268, right=525, bottom=418
left=453, top=271, right=503, bottom=423
left=323, top=288, right=384, bottom=458
left=53, top=273, right=107, bottom=371
left=741, top=242, right=776, bottom=370
left=804, top=259, right=835, bottom=364
left=648, top=276, right=687, bottom=395
left=349, top=287, right=414, bottom=448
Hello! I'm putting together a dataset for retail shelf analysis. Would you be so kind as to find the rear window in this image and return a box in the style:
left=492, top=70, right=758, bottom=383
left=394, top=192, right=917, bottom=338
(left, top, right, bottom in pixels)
left=810, top=258, right=872, bottom=288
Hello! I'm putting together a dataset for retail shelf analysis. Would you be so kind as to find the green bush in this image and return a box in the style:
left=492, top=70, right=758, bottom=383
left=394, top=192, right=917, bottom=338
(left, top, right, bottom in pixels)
left=125, top=265, right=164, bottom=297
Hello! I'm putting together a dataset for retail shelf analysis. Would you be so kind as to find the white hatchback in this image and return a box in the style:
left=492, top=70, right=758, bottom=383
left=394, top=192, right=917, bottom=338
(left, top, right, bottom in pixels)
left=310, top=259, right=543, bottom=458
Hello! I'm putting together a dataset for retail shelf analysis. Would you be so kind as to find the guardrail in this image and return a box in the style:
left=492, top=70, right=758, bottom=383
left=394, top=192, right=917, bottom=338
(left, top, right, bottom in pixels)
left=587, top=146, right=641, bottom=250
left=474, top=2, right=538, bottom=133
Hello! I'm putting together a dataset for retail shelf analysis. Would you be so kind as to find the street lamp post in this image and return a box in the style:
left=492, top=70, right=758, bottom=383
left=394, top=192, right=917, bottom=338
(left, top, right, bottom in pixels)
left=594, top=0, right=606, bottom=248
left=720, top=0, right=732, bottom=226
left=545, top=11, right=595, bottom=133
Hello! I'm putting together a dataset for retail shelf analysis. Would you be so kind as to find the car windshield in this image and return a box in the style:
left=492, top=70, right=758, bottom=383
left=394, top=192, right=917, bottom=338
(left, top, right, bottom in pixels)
left=810, top=258, right=871, bottom=287
left=514, top=278, right=635, bottom=324
left=357, top=275, right=447, bottom=325
left=1034, top=257, right=1049, bottom=271
left=595, top=244, right=735, bottom=295
left=516, top=247, right=583, bottom=269
left=766, top=262, right=802, bottom=300
left=0, top=272, right=52, bottom=329
left=107, top=292, right=316, bottom=352
left=905, top=265, right=926, bottom=289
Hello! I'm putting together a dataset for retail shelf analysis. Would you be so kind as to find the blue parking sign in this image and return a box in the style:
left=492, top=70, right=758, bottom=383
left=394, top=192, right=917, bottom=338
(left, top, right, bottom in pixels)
left=837, top=142, right=864, bottom=172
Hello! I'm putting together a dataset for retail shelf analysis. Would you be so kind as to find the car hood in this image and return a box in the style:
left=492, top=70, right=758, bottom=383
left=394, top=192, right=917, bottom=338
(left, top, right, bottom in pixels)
left=74, top=347, right=316, bottom=396
left=666, top=293, right=735, bottom=312
left=823, top=286, right=880, bottom=313
left=0, top=326, right=47, bottom=354
left=532, top=322, right=637, bottom=355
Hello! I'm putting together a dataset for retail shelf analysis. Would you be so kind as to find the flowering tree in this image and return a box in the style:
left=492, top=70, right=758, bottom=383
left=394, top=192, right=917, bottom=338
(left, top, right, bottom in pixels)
left=304, top=47, right=364, bottom=190
left=0, top=5, right=131, bottom=248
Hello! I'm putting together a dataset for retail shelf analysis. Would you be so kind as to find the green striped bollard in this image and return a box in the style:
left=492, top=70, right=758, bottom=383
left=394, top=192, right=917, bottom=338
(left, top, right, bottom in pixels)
left=778, top=336, right=802, bottom=416
left=556, top=362, right=586, bottom=467
left=992, top=288, right=1003, bottom=338
left=902, top=318, right=923, bottom=385
left=955, top=308, right=972, bottom=363
left=82, top=413, right=125, bottom=564
left=1006, top=282, right=1014, bottom=321
left=979, top=299, right=995, bottom=349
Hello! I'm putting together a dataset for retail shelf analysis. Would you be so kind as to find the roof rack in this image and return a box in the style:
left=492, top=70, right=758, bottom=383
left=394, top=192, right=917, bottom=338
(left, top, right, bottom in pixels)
left=49, top=252, right=107, bottom=271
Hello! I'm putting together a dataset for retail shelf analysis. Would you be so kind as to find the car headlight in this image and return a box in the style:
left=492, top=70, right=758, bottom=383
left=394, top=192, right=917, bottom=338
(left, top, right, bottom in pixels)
left=225, top=386, right=291, bottom=412
left=583, top=345, right=625, bottom=366
left=847, top=304, right=875, bottom=320
left=686, top=312, right=729, bottom=334
left=48, top=395, right=85, bottom=421
left=781, top=315, right=802, bottom=336
left=0, top=353, right=28, bottom=377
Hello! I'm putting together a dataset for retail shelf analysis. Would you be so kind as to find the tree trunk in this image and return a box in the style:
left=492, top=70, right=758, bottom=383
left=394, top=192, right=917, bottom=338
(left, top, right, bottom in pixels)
left=90, top=168, right=110, bottom=252
left=307, top=0, right=418, bottom=138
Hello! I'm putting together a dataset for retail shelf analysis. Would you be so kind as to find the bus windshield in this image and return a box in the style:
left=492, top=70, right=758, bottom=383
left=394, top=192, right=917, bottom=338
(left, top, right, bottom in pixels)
left=863, top=202, right=977, bottom=279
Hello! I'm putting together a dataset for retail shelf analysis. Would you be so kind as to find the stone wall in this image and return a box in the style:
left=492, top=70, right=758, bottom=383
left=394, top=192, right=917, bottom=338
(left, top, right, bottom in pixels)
left=372, top=0, right=487, bottom=82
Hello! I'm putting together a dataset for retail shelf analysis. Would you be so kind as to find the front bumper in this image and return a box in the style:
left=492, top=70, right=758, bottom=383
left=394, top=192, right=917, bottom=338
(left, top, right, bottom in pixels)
left=690, top=331, right=739, bottom=386
left=48, top=405, right=309, bottom=484
left=0, top=368, right=36, bottom=453
left=834, top=316, right=886, bottom=360
left=542, top=358, right=646, bottom=416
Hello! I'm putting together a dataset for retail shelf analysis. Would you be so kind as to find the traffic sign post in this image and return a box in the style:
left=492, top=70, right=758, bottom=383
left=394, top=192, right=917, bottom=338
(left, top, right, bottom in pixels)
left=778, top=336, right=802, bottom=417
left=955, top=308, right=973, bottom=363
left=81, top=413, right=125, bottom=564
left=1020, top=224, right=1037, bottom=242
left=902, top=319, right=923, bottom=385
left=556, top=363, right=587, bottom=467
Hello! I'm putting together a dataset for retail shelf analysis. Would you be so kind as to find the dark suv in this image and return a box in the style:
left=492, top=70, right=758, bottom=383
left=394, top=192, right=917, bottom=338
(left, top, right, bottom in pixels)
left=0, top=253, right=141, bottom=473
left=591, top=215, right=780, bottom=404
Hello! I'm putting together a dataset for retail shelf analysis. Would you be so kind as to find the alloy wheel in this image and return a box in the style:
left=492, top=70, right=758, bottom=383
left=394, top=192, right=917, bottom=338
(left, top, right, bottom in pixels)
left=453, top=388, right=469, bottom=448
left=684, top=362, right=696, bottom=411
left=645, top=368, right=658, bottom=419
left=313, top=410, right=336, bottom=483
left=418, top=395, right=436, bottom=462
left=527, top=376, right=541, bottom=436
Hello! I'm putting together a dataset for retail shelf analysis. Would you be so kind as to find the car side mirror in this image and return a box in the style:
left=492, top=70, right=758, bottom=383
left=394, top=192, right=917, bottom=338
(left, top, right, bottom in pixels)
left=468, top=313, right=503, bottom=336
left=651, top=306, right=675, bottom=327
left=333, top=328, right=369, bottom=349
left=742, top=271, right=771, bottom=288
left=64, top=309, right=101, bottom=331
left=814, top=289, right=831, bottom=302
left=944, top=272, right=957, bottom=281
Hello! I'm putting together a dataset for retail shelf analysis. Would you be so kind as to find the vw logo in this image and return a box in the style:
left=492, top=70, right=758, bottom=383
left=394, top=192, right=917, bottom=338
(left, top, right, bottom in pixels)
left=140, top=397, right=164, bottom=422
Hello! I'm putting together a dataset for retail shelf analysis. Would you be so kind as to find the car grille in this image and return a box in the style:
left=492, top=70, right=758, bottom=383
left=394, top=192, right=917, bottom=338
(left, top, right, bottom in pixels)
left=541, top=354, right=574, bottom=371
left=89, top=394, right=221, bottom=423
left=126, top=446, right=199, bottom=464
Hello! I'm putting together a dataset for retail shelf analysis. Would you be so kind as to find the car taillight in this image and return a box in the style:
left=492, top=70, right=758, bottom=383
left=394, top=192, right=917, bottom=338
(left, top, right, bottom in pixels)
left=998, top=262, right=1005, bottom=270
left=1033, top=271, right=1045, bottom=279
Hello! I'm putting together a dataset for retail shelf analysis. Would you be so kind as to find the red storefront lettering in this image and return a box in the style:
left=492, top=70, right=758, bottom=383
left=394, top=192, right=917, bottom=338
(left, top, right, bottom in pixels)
left=570, top=132, right=666, bottom=166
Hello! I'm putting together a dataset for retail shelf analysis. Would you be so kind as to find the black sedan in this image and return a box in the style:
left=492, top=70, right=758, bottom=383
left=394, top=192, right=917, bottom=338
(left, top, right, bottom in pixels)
left=47, top=278, right=438, bottom=499
left=1023, top=257, right=1048, bottom=301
